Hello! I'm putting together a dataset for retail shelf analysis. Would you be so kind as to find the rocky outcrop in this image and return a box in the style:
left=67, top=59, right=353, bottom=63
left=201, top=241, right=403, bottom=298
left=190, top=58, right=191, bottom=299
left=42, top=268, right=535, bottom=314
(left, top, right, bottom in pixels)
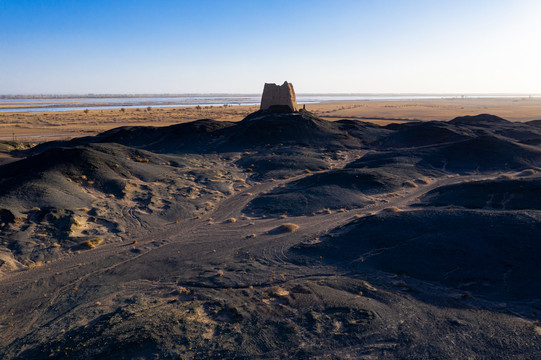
left=260, top=81, right=298, bottom=112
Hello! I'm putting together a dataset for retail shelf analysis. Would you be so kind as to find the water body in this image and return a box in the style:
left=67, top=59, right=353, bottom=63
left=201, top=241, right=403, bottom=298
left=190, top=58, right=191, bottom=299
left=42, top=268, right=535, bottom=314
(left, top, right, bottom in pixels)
left=0, top=94, right=539, bottom=113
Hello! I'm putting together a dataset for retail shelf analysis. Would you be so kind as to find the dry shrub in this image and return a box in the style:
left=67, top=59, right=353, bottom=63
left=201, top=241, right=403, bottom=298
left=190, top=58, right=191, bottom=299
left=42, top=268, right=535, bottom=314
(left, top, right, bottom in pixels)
left=80, top=237, right=104, bottom=249
left=382, top=206, right=401, bottom=213
left=276, top=223, right=299, bottom=233
left=415, top=178, right=430, bottom=185
left=403, top=180, right=418, bottom=188
left=133, top=155, right=149, bottom=163
left=227, top=217, right=237, bottom=223
left=28, top=261, right=44, bottom=270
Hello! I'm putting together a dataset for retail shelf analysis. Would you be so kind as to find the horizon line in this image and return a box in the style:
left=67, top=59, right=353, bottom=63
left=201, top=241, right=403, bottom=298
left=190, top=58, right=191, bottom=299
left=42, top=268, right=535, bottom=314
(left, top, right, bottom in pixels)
left=2, top=92, right=541, bottom=98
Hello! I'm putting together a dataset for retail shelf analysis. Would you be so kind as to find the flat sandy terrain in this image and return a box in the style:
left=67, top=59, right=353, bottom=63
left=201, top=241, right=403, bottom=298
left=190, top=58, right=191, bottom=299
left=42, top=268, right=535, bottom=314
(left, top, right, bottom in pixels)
left=1, top=97, right=540, bottom=143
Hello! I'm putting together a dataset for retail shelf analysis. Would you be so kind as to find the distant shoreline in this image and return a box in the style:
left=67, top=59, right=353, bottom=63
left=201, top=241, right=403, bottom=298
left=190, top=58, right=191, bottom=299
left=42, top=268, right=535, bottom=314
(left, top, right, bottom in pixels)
left=1, top=93, right=540, bottom=100
left=2, top=94, right=541, bottom=113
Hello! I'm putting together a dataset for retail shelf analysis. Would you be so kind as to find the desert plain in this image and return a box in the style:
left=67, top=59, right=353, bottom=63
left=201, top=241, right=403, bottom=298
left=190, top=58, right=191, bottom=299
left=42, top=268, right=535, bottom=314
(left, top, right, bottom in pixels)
left=0, top=97, right=541, bottom=358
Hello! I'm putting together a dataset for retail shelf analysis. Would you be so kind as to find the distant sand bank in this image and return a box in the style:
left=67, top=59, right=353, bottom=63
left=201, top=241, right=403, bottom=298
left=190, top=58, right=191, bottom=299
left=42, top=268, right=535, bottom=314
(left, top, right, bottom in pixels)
left=0, top=97, right=539, bottom=142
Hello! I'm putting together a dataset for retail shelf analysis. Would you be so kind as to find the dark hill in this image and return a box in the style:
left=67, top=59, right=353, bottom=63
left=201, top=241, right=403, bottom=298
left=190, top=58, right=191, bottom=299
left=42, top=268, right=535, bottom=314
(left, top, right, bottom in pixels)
left=25, top=119, right=236, bottom=156
left=24, top=112, right=383, bottom=157
left=291, top=209, right=541, bottom=300
left=419, top=176, right=541, bottom=210
left=245, top=164, right=434, bottom=216
left=449, top=113, right=510, bottom=126
left=378, top=121, right=475, bottom=149
left=526, top=120, right=541, bottom=127
left=352, top=135, right=541, bottom=173
left=0, top=143, right=170, bottom=212
left=449, top=114, right=541, bottom=144
left=224, top=110, right=365, bottom=149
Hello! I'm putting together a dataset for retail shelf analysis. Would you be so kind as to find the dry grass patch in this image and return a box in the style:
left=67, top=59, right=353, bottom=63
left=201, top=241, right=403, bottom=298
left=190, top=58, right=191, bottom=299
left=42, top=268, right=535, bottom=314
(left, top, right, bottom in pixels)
left=381, top=206, right=402, bottom=213
left=275, top=223, right=299, bottom=233
left=27, top=261, right=44, bottom=270
left=80, top=237, right=104, bottom=249
left=133, top=155, right=149, bottom=163
left=403, top=180, right=418, bottom=188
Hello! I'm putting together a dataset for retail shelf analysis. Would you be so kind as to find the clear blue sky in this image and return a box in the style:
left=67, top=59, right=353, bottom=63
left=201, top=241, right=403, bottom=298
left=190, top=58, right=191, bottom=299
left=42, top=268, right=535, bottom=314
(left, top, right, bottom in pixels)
left=1, top=0, right=540, bottom=94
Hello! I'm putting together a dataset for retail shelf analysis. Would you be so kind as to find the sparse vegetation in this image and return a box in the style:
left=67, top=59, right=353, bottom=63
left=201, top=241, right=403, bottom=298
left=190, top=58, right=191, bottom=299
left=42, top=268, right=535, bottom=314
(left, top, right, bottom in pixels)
left=382, top=206, right=402, bottom=213
left=133, top=155, right=150, bottom=163
left=276, top=223, right=299, bottom=233
left=80, top=238, right=104, bottom=249
left=403, top=180, right=418, bottom=188
left=27, top=260, right=44, bottom=270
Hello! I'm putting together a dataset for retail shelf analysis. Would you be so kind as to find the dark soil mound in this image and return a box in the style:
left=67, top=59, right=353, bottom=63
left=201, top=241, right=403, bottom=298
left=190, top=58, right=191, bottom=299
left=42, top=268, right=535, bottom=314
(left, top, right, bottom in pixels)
left=427, top=136, right=541, bottom=172
left=235, top=147, right=331, bottom=179
left=245, top=165, right=428, bottom=216
left=292, top=209, right=541, bottom=300
left=420, top=176, right=541, bottom=210
left=449, top=113, right=510, bottom=126
left=448, top=114, right=541, bottom=144
left=0, top=143, right=173, bottom=211
left=225, top=111, right=364, bottom=149
left=334, top=119, right=392, bottom=147
left=526, top=119, right=541, bottom=127
left=352, top=136, right=541, bottom=173
left=379, top=121, right=474, bottom=149
left=26, top=119, right=236, bottom=156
